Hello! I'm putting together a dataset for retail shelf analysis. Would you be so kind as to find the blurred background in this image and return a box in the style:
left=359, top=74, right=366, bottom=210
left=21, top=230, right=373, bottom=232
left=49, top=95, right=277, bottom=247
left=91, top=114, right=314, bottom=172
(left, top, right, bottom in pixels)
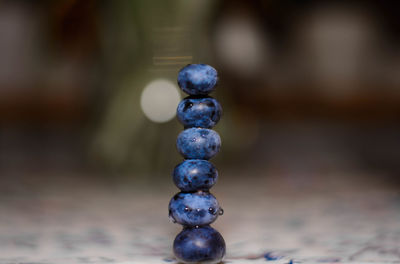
left=0, top=0, right=400, bottom=262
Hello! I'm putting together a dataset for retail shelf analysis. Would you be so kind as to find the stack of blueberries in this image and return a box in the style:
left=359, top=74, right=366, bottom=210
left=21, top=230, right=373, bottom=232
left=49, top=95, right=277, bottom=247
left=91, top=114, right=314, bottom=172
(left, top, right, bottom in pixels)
left=169, top=64, right=226, bottom=263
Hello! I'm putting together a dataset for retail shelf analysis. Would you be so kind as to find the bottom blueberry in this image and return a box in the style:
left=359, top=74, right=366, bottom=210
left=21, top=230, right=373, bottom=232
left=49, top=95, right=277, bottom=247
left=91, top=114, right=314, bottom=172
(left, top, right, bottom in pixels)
left=173, top=225, right=225, bottom=264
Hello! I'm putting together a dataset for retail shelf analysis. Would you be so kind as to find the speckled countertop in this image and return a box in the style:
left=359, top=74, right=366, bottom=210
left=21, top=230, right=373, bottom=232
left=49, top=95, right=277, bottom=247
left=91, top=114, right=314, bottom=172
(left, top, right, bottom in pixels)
left=0, top=171, right=399, bottom=264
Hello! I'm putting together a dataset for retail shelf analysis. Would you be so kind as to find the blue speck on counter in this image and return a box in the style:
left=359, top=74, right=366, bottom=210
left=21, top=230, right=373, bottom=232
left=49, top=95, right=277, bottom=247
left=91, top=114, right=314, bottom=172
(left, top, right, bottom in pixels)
left=264, top=252, right=284, bottom=261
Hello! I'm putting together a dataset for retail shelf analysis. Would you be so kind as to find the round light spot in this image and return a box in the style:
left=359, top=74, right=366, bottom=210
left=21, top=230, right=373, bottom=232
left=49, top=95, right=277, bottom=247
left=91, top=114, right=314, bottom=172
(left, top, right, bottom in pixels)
left=215, top=16, right=268, bottom=76
left=140, top=79, right=181, bottom=123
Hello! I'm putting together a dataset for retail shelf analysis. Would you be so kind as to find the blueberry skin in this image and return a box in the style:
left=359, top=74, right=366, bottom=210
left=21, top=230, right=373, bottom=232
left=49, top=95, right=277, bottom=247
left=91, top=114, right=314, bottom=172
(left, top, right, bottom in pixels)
left=173, top=160, right=218, bottom=192
left=173, top=226, right=226, bottom=264
left=178, top=64, right=218, bottom=95
left=177, top=96, right=222, bottom=129
left=169, top=192, right=221, bottom=226
left=176, top=128, right=221, bottom=160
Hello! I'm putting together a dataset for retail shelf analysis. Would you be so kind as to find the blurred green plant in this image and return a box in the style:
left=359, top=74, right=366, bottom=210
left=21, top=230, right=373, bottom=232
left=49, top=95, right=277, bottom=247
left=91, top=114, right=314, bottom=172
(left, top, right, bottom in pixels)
left=91, top=0, right=225, bottom=174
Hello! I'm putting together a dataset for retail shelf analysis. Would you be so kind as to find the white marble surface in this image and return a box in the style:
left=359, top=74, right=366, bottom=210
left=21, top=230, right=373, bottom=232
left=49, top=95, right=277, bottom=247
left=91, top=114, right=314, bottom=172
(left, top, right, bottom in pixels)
left=0, top=172, right=399, bottom=264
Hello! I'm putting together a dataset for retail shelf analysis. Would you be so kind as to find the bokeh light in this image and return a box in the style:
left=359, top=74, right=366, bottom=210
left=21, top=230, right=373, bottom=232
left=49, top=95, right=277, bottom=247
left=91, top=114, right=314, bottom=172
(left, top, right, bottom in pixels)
left=140, top=79, right=181, bottom=123
left=214, top=16, right=268, bottom=77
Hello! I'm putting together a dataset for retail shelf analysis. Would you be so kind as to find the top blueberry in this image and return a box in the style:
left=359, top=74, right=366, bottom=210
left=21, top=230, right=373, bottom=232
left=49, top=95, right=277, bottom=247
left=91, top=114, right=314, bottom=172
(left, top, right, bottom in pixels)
left=177, top=64, right=218, bottom=95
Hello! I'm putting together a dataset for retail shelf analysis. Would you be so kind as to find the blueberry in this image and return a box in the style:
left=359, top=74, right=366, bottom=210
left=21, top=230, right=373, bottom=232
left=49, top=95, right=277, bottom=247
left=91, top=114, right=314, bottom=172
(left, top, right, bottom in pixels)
left=176, top=128, right=221, bottom=160
left=177, top=64, right=218, bottom=95
left=173, top=160, right=218, bottom=192
left=173, top=225, right=225, bottom=264
left=177, top=96, right=222, bottom=129
left=169, top=192, right=221, bottom=226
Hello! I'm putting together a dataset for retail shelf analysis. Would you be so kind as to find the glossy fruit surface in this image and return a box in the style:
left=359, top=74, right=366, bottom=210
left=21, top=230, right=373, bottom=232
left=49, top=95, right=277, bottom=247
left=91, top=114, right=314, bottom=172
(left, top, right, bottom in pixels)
left=176, top=128, right=221, bottom=160
left=177, top=96, right=222, bottom=129
left=173, top=225, right=225, bottom=263
left=173, top=160, right=218, bottom=192
left=177, top=64, right=218, bottom=95
left=169, top=192, right=221, bottom=226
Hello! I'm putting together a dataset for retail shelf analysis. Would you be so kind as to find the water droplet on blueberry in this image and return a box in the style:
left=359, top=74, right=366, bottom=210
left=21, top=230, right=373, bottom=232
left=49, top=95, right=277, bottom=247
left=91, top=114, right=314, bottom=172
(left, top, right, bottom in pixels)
left=169, top=192, right=220, bottom=226
left=209, top=207, right=216, bottom=215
